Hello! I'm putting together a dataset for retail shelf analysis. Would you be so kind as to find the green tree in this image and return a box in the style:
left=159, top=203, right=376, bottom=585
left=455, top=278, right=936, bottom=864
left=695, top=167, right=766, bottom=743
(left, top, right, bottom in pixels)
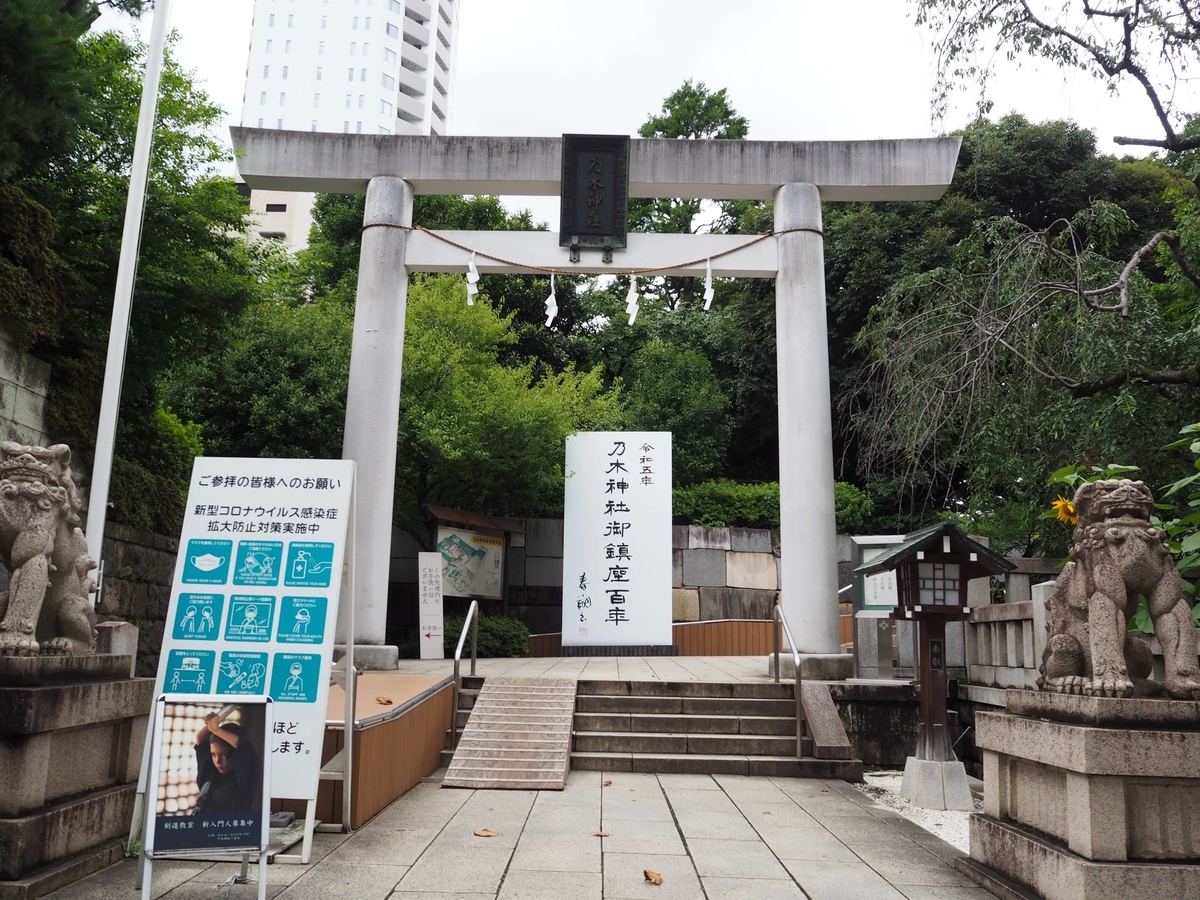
left=0, top=0, right=149, bottom=179
left=823, top=115, right=1197, bottom=536
left=394, top=275, right=623, bottom=542
left=161, top=297, right=353, bottom=462
left=913, top=0, right=1200, bottom=152
left=165, top=275, right=625, bottom=545
left=6, top=31, right=258, bottom=533
left=622, top=340, right=730, bottom=485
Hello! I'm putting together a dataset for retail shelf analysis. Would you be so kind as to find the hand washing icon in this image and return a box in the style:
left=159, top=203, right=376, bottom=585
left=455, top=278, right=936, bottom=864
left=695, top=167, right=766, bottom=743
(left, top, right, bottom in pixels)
left=191, top=554, right=225, bottom=571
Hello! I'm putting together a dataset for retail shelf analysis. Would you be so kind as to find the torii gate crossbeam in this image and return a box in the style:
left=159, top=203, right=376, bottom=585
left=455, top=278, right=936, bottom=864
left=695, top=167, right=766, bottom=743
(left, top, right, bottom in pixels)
left=232, top=129, right=961, bottom=667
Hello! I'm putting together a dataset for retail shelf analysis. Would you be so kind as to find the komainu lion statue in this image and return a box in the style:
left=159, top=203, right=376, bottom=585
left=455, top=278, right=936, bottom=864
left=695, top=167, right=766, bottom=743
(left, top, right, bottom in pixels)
left=0, top=443, right=97, bottom=656
left=1039, top=479, right=1200, bottom=699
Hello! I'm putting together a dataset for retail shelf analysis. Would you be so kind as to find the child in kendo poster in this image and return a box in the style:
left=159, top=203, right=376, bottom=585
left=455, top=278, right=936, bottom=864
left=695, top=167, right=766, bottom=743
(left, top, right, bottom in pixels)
left=194, top=711, right=262, bottom=816
left=152, top=701, right=268, bottom=853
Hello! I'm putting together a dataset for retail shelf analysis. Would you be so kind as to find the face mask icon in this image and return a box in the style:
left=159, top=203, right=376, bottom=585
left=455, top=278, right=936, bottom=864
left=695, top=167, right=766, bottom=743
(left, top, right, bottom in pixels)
left=191, top=554, right=225, bottom=571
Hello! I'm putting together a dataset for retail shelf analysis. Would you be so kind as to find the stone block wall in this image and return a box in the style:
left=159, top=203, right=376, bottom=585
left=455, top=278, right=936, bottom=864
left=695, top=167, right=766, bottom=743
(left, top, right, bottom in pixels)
left=97, top=524, right=179, bottom=678
left=670, top=526, right=783, bottom=622
left=384, top=519, right=854, bottom=634
left=0, top=323, right=51, bottom=448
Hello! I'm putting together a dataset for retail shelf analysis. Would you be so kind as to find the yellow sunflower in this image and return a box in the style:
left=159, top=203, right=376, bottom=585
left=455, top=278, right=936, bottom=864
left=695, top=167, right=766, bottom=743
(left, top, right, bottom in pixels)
left=1051, top=496, right=1076, bottom=526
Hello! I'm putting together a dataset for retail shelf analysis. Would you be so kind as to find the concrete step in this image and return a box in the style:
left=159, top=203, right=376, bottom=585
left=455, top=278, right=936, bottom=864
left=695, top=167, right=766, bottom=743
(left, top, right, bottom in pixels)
left=576, top=680, right=794, bottom=700
left=575, top=695, right=796, bottom=716
left=573, top=731, right=805, bottom=757
left=574, top=713, right=803, bottom=737
left=571, top=751, right=861, bottom=780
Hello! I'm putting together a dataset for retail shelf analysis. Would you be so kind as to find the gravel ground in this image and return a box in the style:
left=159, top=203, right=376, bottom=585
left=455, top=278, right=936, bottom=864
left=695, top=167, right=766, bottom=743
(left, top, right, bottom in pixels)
left=853, top=770, right=982, bottom=853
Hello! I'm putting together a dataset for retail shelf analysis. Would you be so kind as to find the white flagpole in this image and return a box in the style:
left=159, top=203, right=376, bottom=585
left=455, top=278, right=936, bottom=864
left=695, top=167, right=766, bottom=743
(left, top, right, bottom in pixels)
left=85, top=0, right=175, bottom=584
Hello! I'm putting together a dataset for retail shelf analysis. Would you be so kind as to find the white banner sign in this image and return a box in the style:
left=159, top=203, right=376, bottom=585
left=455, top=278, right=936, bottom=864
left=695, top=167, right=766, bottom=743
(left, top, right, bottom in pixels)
left=417, top=552, right=444, bottom=659
left=152, top=457, right=354, bottom=801
left=561, top=432, right=672, bottom=647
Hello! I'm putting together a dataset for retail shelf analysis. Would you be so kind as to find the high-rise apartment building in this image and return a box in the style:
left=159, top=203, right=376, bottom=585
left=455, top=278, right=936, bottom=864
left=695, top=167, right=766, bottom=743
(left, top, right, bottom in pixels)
left=239, top=0, right=460, bottom=246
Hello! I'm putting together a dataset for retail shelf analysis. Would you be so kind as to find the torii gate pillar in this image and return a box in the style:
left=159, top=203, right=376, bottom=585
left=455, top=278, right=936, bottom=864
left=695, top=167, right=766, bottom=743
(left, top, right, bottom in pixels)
left=774, top=183, right=840, bottom=655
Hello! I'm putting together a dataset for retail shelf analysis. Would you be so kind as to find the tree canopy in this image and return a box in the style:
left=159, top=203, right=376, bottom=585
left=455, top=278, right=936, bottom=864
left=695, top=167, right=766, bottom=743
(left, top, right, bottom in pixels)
left=0, top=27, right=258, bottom=533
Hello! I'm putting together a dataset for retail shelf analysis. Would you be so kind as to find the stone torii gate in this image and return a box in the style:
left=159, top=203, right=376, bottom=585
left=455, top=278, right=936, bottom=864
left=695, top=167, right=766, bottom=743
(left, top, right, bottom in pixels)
left=232, top=129, right=961, bottom=667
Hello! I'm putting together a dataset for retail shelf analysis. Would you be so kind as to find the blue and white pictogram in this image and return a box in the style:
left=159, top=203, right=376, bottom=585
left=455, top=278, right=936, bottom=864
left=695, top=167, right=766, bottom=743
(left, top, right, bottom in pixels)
left=172, top=594, right=224, bottom=641
left=164, top=649, right=215, bottom=694
left=270, top=653, right=320, bottom=703
left=277, top=596, right=327, bottom=645
left=224, top=595, right=276, bottom=642
left=284, top=542, right=335, bottom=588
left=216, top=651, right=269, bottom=695
left=181, top=540, right=232, bottom=585
left=232, top=541, right=283, bottom=587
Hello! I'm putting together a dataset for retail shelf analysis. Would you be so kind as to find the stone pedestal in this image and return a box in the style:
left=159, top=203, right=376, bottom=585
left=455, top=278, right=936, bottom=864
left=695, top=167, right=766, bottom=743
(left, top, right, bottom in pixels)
left=767, top=652, right=853, bottom=681
left=965, top=689, right=1200, bottom=900
left=0, top=653, right=154, bottom=900
left=901, top=757, right=973, bottom=811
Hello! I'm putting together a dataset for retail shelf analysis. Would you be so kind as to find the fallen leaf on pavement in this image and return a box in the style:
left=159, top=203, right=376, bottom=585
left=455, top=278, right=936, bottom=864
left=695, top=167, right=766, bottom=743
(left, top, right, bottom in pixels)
left=603, top=780, right=613, bottom=787
left=820, top=788, right=829, bottom=793
left=473, top=829, right=499, bottom=838
left=593, top=832, right=609, bottom=837
left=644, top=870, right=663, bottom=885
left=375, top=696, right=393, bottom=705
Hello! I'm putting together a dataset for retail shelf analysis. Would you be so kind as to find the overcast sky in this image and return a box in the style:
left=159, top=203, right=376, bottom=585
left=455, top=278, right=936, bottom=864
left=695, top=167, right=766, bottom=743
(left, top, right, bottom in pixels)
left=97, top=0, right=1192, bottom=228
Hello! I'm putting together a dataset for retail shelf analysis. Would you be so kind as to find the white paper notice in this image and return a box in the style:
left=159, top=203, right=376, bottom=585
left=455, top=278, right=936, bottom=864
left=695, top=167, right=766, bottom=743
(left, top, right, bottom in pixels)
left=417, top=551, right=445, bottom=659
left=561, top=432, right=672, bottom=647
left=153, top=457, right=354, bottom=801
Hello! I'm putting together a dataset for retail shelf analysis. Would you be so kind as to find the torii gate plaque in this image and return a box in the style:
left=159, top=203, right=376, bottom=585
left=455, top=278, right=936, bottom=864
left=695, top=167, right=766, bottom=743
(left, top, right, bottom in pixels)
left=232, top=128, right=962, bottom=668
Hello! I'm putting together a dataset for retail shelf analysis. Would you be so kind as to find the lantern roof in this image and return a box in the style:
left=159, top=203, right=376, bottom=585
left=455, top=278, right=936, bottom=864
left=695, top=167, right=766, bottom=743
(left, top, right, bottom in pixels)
left=852, top=521, right=1014, bottom=579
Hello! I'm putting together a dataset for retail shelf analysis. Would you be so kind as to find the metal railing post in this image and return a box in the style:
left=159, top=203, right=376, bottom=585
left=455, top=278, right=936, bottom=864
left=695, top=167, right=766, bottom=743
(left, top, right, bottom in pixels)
left=451, top=601, right=480, bottom=750
left=773, top=604, right=803, bottom=759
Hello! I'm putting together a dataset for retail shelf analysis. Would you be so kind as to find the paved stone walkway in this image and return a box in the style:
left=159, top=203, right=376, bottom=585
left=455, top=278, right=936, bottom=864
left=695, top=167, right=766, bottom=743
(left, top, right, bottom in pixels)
left=48, top=772, right=988, bottom=900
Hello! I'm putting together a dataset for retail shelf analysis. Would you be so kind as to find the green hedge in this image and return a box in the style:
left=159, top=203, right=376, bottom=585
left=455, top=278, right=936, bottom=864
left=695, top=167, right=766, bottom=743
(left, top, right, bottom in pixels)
left=442, top=613, right=530, bottom=658
left=673, top=479, right=873, bottom=532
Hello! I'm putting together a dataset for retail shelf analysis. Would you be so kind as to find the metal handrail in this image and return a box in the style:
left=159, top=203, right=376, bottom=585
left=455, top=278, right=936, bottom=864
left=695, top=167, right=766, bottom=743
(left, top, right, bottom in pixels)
left=450, top=600, right=480, bottom=750
left=772, top=604, right=803, bottom=759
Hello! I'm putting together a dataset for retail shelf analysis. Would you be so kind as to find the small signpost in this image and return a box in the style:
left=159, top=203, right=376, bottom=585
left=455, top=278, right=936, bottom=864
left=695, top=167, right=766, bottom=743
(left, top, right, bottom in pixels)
left=561, top=431, right=673, bottom=653
left=417, top=552, right=444, bottom=659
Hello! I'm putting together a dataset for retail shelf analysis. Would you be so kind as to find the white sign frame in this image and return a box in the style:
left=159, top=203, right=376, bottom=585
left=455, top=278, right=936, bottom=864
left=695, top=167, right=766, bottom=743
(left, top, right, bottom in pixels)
left=561, top=432, right=672, bottom=648
left=140, top=694, right=273, bottom=900
left=131, top=458, right=356, bottom=873
left=417, top=551, right=444, bottom=659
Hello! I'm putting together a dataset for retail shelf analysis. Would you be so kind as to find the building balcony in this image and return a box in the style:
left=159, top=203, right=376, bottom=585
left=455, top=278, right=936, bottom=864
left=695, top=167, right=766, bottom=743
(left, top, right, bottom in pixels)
left=398, top=67, right=427, bottom=97
left=395, top=91, right=425, bottom=123
left=401, top=43, right=429, bottom=71
left=405, top=0, right=433, bottom=24
left=403, top=17, right=430, bottom=48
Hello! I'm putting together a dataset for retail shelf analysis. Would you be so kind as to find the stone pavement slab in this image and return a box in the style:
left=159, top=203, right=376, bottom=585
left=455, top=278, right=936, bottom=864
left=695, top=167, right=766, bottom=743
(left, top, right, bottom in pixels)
left=44, top=768, right=981, bottom=900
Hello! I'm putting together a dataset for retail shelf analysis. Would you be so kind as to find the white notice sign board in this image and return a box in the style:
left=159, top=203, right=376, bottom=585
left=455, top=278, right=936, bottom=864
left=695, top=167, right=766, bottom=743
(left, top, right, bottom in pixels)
left=152, top=457, right=354, bottom=801
left=417, top=552, right=445, bottom=659
left=561, top=432, right=672, bottom=647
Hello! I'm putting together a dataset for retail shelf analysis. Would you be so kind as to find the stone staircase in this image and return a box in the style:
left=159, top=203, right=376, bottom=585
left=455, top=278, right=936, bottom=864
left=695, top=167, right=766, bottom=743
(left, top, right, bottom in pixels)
left=441, top=678, right=862, bottom=781
left=571, top=680, right=861, bottom=779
